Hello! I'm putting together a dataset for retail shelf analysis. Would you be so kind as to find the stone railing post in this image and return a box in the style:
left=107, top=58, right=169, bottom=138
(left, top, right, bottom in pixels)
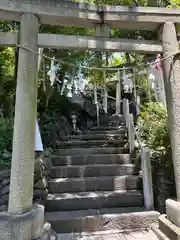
left=103, top=85, right=108, bottom=114
left=116, top=71, right=121, bottom=114
left=93, top=82, right=99, bottom=126
left=123, top=98, right=129, bottom=128
left=141, top=147, right=154, bottom=211
left=128, top=113, right=135, bottom=153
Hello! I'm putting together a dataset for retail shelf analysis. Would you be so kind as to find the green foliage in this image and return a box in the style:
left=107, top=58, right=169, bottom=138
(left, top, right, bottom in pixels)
left=0, top=118, right=13, bottom=169
left=138, top=102, right=172, bottom=168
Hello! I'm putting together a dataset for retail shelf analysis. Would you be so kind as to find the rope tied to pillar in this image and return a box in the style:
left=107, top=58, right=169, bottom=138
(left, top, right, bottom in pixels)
left=16, top=44, right=180, bottom=72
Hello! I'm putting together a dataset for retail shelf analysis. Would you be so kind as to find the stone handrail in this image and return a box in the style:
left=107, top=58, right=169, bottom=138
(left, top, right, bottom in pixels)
left=122, top=98, right=154, bottom=211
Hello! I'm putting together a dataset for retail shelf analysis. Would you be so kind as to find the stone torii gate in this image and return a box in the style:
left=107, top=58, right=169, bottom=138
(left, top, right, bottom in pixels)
left=0, top=0, right=180, bottom=239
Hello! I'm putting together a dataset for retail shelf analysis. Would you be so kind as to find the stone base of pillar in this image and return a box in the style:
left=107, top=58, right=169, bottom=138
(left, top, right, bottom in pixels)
left=152, top=199, right=180, bottom=240
left=0, top=204, right=45, bottom=240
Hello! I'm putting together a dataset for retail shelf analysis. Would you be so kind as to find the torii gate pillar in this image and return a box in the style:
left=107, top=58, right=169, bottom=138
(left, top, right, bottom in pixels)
left=0, top=13, right=44, bottom=240
left=153, top=22, right=180, bottom=239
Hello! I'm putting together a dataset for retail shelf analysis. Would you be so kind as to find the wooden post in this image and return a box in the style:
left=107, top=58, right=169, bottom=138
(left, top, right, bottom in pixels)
left=8, top=13, right=39, bottom=215
left=160, top=22, right=180, bottom=201
left=141, top=148, right=154, bottom=210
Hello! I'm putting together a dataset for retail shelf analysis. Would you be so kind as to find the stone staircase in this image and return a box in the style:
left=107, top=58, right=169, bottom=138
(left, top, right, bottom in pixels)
left=45, top=119, right=159, bottom=236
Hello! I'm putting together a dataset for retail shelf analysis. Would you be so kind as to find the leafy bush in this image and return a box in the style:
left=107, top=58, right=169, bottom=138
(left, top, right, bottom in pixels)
left=137, top=102, right=172, bottom=168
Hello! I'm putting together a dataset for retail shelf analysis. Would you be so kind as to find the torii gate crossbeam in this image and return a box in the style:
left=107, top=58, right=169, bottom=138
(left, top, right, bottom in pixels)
left=1, top=0, right=180, bottom=30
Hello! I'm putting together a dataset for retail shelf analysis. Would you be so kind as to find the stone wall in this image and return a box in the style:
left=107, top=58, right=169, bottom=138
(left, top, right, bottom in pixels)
left=152, top=163, right=176, bottom=213
left=0, top=148, right=52, bottom=212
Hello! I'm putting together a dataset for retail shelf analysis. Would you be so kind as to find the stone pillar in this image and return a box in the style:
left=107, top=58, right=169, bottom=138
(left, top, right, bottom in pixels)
left=160, top=22, right=180, bottom=201
left=152, top=22, right=180, bottom=240
left=8, top=13, right=39, bottom=214
left=116, top=71, right=121, bottom=114
left=93, top=82, right=99, bottom=126
left=103, top=85, right=108, bottom=114
left=0, top=13, right=45, bottom=240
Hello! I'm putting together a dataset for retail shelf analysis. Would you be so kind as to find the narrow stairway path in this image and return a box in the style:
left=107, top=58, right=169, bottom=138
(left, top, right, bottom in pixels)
left=45, top=119, right=159, bottom=238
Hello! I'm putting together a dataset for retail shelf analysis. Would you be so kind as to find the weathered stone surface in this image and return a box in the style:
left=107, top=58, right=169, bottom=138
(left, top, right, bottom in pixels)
left=152, top=163, right=175, bottom=213
left=38, top=222, right=58, bottom=240
left=46, top=190, right=143, bottom=211
left=159, top=214, right=180, bottom=240
left=48, top=176, right=141, bottom=193
left=0, top=150, right=50, bottom=211
left=166, top=199, right=180, bottom=227
left=160, top=22, right=180, bottom=201
left=57, top=230, right=158, bottom=240
left=8, top=12, right=39, bottom=215
left=46, top=210, right=159, bottom=233
left=32, top=204, right=45, bottom=239
left=49, top=164, right=136, bottom=178
left=0, top=204, right=44, bottom=240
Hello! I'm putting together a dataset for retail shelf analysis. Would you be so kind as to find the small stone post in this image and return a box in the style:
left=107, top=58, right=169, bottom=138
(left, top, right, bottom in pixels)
left=8, top=13, right=39, bottom=214
left=160, top=22, right=180, bottom=201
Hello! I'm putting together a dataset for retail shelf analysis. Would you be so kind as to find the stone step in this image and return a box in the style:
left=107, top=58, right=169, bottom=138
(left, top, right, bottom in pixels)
left=49, top=164, right=136, bottom=178
left=45, top=207, right=160, bottom=233
left=56, top=229, right=159, bottom=240
left=64, top=133, right=126, bottom=141
left=51, top=154, right=132, bottom=166
left=54, top=147, right=129, bottom=156
left=90, top=126, right=125, bottom=131
left=48, top=175, right=141, bottom=193
left=87, top=130, right=126, bottom=135
left=57, top=139, right=127, bottom=148
left=45, top=209, right=159, bottom=233
left=45, top=190, right=143, bottom=211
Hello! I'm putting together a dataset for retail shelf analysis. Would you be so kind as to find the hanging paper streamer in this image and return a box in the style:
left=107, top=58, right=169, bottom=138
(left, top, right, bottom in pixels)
left=123, top=68, right=133, bottom=93
left=47, top=57, right=57, bottom=86
left=35, top=120, right=43, bottom=152
left=67, top=83, right=73, bottom=98
left=78, top=68, right=88, bottom=93
left=61, top=78, right=68, bottom=95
